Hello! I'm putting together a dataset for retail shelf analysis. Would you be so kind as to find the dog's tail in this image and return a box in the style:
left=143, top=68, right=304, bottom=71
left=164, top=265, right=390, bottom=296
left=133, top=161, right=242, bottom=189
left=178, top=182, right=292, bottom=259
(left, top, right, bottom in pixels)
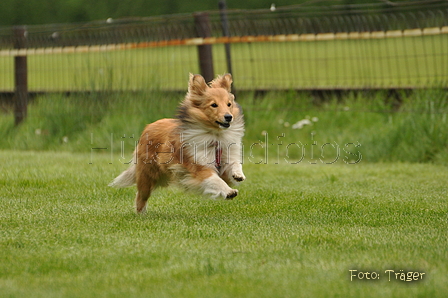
left=108, top=163, right=136, bottom=188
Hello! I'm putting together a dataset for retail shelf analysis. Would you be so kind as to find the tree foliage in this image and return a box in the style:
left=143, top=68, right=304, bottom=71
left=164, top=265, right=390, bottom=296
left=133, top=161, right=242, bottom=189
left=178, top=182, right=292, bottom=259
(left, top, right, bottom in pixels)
left=0, top=0, right=415, bottom=26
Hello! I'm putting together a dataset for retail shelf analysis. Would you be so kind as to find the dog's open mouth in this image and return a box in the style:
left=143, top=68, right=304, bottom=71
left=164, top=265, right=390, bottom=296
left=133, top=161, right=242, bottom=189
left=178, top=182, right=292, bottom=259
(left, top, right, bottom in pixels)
left=216, top=121, right=230, bottom=128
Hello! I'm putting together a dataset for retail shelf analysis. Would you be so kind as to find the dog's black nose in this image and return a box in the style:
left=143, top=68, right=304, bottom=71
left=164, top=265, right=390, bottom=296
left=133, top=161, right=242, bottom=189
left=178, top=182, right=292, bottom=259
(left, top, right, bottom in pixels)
left=224, top=114, right=233, bottom=122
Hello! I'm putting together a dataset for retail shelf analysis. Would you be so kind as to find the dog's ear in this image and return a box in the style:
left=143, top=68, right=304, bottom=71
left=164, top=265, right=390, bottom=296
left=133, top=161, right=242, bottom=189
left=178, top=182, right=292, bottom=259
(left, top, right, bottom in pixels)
left=210, top=73, right=232, bottom=92
left=188, top=73, right=208, bottom=96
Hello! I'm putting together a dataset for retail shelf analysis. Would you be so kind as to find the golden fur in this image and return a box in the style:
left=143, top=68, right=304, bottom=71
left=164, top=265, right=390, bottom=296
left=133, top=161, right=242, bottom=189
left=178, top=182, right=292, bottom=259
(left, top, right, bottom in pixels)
left=109, top=74, right=245, bottom=213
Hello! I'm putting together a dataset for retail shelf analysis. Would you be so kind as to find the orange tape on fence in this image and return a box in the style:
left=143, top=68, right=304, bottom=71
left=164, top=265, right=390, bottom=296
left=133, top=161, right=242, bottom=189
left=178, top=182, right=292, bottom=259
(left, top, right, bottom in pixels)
left=1, top=26, right=447, bottom=57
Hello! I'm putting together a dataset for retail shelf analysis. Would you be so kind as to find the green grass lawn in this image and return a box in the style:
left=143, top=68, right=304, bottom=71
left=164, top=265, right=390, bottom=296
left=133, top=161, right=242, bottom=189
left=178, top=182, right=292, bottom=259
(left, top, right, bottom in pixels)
left=1, top=34, right=447, bottom=91
left=1, top=150, right=447, bottom=297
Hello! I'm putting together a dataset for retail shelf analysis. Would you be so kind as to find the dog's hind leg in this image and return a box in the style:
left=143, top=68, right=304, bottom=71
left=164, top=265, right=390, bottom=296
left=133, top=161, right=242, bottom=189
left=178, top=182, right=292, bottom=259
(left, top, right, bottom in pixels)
left=182, top=167, right=237, bottom=199
left=135, top=173, right=154, bottom=214
left=201, top=173, right=238, bottom=199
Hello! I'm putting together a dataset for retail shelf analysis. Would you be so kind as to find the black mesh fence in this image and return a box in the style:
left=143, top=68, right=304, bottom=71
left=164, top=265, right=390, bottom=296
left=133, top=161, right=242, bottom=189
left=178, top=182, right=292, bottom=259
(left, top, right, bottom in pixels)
left=1, top=1, right=448, bottom=92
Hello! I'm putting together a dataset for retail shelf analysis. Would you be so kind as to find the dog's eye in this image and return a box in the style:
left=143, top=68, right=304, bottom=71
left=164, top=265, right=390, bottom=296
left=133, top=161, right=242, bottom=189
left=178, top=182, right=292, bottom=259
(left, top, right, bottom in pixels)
left=227, top=103, right=231, bottom=107
left=211, top=103, right=218, bottom=108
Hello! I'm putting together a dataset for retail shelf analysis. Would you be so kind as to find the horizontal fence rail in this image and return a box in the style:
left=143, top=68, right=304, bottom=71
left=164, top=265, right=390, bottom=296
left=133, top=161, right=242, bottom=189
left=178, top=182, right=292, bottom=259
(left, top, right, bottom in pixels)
left=1, top=0, right=448, bottom=94
left=1, top=26, right=447, bottom=57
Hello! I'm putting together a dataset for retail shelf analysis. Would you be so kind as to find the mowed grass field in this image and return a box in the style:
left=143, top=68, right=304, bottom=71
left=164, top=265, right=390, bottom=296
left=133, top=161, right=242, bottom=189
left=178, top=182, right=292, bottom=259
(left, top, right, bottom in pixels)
left=1, top=34, right=447, bottom=91
left=0, top=150, right=447, bottom=297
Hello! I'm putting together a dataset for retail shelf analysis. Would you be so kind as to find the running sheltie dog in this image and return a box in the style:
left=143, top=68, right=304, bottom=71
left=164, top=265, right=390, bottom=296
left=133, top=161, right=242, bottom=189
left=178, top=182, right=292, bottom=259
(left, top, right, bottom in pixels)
left=109, top=73, right=245, bottom=213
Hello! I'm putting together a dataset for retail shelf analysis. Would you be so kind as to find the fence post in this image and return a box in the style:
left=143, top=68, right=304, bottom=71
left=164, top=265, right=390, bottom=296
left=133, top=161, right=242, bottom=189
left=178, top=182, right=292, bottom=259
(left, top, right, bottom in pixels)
left=13, top=26, right=28, bottom=126
left=194, top=12, right=214, bottom=83
left=218, top=1, right=233, bottom=78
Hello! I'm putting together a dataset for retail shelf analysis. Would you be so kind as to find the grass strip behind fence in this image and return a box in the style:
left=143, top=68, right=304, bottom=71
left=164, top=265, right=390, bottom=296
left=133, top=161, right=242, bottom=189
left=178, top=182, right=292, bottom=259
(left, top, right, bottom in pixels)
left=1, top=89, right=447, bottom=164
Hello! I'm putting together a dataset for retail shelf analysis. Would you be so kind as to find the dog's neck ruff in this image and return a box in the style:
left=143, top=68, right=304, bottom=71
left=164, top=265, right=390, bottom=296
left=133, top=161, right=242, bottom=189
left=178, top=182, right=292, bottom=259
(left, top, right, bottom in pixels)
left=177, top=109, right=244, bottom=170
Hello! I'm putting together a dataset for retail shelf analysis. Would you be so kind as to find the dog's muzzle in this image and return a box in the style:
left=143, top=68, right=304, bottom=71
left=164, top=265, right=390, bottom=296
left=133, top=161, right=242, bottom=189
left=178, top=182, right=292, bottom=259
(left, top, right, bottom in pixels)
left=216, top=114, right=233, bottom=128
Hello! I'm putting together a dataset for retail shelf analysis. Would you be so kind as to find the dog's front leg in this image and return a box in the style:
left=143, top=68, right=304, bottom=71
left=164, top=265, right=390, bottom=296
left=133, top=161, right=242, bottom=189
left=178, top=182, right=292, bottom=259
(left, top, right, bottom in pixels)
left=230, top=162, right=245, bottom=182
left=223, top=143, right=245, bottom=183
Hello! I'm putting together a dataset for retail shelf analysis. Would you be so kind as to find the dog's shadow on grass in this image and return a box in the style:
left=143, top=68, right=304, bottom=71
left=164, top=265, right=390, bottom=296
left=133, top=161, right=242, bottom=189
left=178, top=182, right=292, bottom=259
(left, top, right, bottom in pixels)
left=138, top=209, right=237, bottom=223
left=125, top=202, right=241, bottom=225
left=115, top=188, right=250, bottom=224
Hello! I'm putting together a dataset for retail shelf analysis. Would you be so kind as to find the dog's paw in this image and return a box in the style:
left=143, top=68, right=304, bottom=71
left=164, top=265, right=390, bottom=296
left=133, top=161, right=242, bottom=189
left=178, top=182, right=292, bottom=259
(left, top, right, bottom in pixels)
left=226, top=189, right=238, bottom=200
left=232, top=172, right=246, bottom=182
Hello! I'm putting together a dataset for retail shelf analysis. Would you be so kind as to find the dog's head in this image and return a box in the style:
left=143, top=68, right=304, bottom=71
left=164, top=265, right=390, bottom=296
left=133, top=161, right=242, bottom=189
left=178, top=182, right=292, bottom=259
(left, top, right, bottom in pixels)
left=183, top=73, right=238, bottom=130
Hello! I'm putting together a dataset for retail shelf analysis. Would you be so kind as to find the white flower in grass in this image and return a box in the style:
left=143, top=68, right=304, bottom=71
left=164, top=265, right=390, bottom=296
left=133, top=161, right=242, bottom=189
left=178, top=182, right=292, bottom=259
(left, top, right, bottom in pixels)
left=62, top=136, right=69, bottom=143
left=311, top=117, right=319, bottom=122
left=35, top=129, right=42, bottom=135
left=292, top=119, right=312, bottom=129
